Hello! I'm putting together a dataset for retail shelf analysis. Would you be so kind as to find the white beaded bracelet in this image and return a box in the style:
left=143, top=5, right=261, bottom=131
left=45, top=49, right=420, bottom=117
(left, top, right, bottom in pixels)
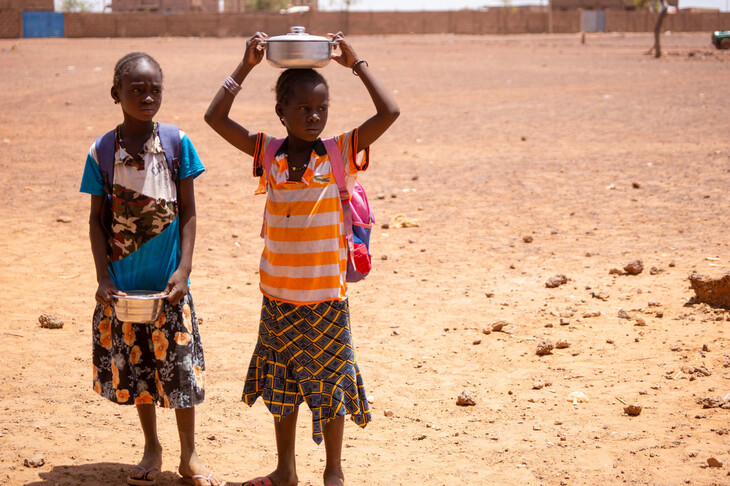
left=223, top=76, right=242, bottom=96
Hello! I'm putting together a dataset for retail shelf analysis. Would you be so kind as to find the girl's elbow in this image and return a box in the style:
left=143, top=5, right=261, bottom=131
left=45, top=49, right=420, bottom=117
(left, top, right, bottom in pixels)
left=203, top=111, right=216, bottom=127
left=388, top=107, right=400, bottom=125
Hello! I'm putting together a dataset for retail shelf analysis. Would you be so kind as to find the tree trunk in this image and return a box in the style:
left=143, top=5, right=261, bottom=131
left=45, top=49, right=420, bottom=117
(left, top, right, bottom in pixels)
left=653, top=1, right=668, bottom=58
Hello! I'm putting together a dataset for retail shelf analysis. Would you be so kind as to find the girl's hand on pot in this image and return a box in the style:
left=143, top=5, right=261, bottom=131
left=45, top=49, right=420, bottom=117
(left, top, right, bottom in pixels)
left=96, top=277, right=125, bottom=305
left=329, top=32, right=359, bottom=68
left=243, top=32, right=267, bottom=67
left=165, top=270, right=189, bottom=306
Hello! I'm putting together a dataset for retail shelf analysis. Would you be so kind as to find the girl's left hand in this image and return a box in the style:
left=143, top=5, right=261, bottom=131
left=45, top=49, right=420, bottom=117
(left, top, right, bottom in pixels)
left=165, top=270, right=189, bottom=306
left=330, top=32, right=360, bottom=69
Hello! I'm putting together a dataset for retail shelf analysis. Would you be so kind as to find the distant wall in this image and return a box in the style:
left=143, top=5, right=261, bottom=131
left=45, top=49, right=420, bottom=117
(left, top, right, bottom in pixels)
left=606, top=10, right=730, bottom=32
left=62, top=10, right=584, bottom=38
left=0, top=0, right=52, bottom=37
left=2, top=9, right=730, bottom=39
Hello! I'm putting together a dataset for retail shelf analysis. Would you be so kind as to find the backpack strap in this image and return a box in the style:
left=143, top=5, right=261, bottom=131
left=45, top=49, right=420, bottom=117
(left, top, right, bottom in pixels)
left=157, top=122, right=181, bottom=178
left=95, top=129, right=117, bottom=195
left=260, top=137, right=285, bottom=238
left=323, top=137, right=355, bottom=263
left=95, top=123, right=181, bottom=193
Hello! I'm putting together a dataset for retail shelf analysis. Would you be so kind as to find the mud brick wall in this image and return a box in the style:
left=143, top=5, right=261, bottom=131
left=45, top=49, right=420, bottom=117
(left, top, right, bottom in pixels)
left=4, top=9, right=730, bottom=39
left=0, top=0, right=53, bottom=10
left=0, top=9, right=20, bottom=37
left=605, top=10, right=730, bottom=32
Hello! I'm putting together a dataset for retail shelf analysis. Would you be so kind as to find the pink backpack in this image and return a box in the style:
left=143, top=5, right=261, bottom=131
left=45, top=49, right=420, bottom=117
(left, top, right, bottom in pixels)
left=261, top=137, right=374, bottom=282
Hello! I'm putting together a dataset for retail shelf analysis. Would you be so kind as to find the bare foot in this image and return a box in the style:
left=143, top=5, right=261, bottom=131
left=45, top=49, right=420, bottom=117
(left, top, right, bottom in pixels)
left=323, top=466, right=344, bottom=486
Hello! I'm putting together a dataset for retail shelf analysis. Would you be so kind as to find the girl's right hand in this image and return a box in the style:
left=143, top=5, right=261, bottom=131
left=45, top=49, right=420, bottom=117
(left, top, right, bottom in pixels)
left=95, top=277, right=125, bottom=305
left=243, top=32, right=267, bottom=67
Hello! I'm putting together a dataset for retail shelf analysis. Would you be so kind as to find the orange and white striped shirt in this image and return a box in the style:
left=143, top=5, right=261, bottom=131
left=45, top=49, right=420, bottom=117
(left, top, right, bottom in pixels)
left=252, top=130, right=369, bottom=305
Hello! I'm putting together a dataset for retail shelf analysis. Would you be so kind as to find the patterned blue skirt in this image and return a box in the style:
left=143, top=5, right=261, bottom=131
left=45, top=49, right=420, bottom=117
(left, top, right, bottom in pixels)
left=242, top=296, right=371, bottom=444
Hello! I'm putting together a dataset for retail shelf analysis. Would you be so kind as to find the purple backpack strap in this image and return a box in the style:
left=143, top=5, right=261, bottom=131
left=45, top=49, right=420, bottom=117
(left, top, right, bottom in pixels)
left=323, top=137, right=355, bottom=260
left=95, top=123, right=181, bottom=193
left=260, top=137, right=285, bottom=238
left=157, top=122, right=181, bottom=176
left=95, top=129, right=117, bottom=194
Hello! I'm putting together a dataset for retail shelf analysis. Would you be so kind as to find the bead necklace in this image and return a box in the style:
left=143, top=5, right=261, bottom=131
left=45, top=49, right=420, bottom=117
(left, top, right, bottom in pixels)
left=116, top=121, right=156, bottom=156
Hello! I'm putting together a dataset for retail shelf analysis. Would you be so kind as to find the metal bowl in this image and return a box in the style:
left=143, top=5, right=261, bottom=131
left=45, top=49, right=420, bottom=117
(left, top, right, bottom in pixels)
left=263, top=26, right=336, bottom=69
left=114, top=290, right=167, bottom=324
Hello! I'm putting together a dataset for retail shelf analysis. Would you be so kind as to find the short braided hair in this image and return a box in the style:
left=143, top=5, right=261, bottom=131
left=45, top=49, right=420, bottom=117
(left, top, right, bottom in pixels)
left=275, top=68, right=328, bottom=105
left=113, top=52, right=163, bottom=89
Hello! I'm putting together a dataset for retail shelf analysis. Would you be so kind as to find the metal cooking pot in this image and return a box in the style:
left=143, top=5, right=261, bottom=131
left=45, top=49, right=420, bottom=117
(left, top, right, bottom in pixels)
left=114, top=290, right=167, bottom=324
left=263, top=26, right=336, bottom=69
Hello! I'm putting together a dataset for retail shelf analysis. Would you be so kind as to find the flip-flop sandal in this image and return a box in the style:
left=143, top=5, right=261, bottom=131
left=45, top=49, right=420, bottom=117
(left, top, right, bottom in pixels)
left=126, top=465, right=159, bottom=486
left=242, top=477, right=273, bottom=486
left=182, top=471, right=227, bottom=486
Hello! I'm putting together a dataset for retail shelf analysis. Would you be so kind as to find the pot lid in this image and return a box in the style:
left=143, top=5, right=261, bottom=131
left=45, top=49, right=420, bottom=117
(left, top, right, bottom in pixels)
left=267, top=26, right=329, bottom=42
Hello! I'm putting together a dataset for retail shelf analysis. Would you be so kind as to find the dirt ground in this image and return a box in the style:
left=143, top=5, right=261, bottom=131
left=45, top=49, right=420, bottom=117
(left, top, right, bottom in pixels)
left=1, top=31, right=730, bottom=486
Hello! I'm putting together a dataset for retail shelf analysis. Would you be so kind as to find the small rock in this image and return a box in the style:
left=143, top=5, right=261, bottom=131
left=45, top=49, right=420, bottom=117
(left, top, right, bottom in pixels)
left=56, top=216, right=72, bottom=223
left=702, top=344, right=710, bottom=352
left=707, top=457, right=723, bottom=468
left=536, top=339, right=554, bottom=356
left=23, top=455, right=45, bottom=468
left=472, top=339, right=482, bottom=345
left=384, top=409, right=394, bottom=417
left=624, top=259, right=644, bottom=275
left=380, top=255, right=388, bottom=260
left=381, top=223, right=390, bottom=229
left=634, top=317, right=646, bottom=326
left=689, top=272, right=730, bottom=309
left=567, top=391, right=588, bottom=404
left=609, top=268, right=623, bottom=275
left=492, top=321, right=508, bottom=332
left=698, top=396, right=725, bottom=408
left=649, top=266, right=664, bottom=275
left=624, top=404, right=642, bottom=416
left=555, top=339, right=570, bottom=349
left=523, top=235, right=533, bottom=243
left=533, top=381, right=545, bottom=389
left=206, top=433, right=216, bottom=440
left=546, top=274, right=568, bottom=288
left=39, top=314, right=63, bottom=329
left=482, top=328, right=492, bottom=335
left=367, top=395, right=375, bottom=404
left=583, top=311, right=601, bottom=318
left=618, top=309, right=630, bottom=319
left=456, top=390, right=476, bottom=406
left=632, top=182, right=641, bottom=189
left=592, top=290, right=609, bottom=301
left=559, top=318, right=570, bottom=326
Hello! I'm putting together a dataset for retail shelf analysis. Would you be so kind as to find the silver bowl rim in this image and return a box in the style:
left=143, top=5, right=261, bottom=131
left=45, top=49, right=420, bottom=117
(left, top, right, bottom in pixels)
left=114, top=290, right=168, bottom=301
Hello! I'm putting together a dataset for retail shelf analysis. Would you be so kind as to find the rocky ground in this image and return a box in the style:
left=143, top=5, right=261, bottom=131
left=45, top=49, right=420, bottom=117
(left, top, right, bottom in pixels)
left=1, top=32, right=729, bottom=485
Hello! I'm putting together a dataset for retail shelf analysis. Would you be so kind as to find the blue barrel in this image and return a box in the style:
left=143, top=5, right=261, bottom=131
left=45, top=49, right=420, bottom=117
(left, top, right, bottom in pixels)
left=23, top=11, right=64, bottom=38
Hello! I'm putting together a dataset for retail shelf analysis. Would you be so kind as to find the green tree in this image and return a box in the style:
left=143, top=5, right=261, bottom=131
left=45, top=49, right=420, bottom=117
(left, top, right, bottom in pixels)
left=61, top=0, right=92, bottom=12
left=246, top=0, right=289, bottom=11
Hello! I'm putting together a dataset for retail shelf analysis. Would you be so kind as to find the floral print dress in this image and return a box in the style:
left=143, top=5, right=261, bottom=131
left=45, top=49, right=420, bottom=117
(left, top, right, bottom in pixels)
left=80, top=123, right=206, bottom=408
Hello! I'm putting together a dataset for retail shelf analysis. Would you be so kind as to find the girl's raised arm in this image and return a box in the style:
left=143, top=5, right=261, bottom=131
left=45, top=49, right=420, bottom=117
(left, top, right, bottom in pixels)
left=204, top=32, right=268, bottom=157
left=330, top=32, right=400, bottom=153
